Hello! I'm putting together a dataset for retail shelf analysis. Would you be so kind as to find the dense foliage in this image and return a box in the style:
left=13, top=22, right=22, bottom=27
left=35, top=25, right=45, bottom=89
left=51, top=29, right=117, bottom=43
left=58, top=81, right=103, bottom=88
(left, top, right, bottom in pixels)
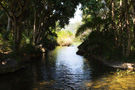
left=76, top=0, right=135, bottom=61
left=0, top=0, right=87, bottom=53
left=1, top=0, right=135, bottom=62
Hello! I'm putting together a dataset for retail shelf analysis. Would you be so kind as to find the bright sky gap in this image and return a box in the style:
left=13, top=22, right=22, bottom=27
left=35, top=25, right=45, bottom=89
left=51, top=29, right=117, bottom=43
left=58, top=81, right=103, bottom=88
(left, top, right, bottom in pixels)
left=69, top=4, right=82, bottom=24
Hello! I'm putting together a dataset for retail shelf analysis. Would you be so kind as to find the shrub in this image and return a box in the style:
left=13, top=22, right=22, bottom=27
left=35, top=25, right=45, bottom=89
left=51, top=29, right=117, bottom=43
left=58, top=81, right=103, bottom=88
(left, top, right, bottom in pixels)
left=57, top=30, right=73, bottom=46
left=20, top=44, right=41, bottom=54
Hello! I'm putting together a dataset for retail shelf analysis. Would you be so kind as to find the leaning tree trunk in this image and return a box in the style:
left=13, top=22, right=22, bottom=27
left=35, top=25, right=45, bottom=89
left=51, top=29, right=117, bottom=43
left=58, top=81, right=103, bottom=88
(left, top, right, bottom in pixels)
left=125, top=0, right=131, bottom=57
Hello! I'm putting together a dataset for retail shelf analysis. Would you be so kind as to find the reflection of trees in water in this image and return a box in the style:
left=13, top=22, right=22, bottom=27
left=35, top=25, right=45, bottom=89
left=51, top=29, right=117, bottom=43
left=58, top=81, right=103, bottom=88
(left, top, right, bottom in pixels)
left=41, top=49, right=58, bottom=80
left=1, top=47, right=133, bottom=90
left=88, top=58, right=116, bottom=80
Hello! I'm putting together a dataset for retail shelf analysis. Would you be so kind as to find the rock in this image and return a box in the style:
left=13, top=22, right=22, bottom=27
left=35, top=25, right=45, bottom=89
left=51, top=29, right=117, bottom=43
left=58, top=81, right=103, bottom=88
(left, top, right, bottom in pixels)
left=0, top=58, right=20, bottom=74
left=76, top=43, right=86, bottom=55
left=76, top=50, right=85, bottom=55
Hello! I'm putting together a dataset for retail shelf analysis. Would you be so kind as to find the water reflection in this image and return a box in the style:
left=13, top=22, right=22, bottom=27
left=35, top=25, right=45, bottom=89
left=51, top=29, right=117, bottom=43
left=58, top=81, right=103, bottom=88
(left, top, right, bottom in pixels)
left=36, top=46, right=92, bottom=89
left=0, top=46, right=135, bottom=90
left=53, top=47, right=91, bottom=89
left=55, top=47, right=84, bottom=75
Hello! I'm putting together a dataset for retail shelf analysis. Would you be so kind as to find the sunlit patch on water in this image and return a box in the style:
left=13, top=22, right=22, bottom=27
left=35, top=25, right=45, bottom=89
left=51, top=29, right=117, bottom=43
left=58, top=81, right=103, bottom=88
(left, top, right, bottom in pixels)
left=84, top=70, right=135, bottom=90
left=33, top=80, right=55, bottom=90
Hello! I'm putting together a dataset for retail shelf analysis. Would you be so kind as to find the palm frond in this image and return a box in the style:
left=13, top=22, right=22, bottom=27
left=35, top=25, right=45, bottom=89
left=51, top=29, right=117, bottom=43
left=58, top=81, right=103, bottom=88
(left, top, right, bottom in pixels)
left=75, top=21, right=93, bottom=37
left=75, top=17, right=110, bottom=37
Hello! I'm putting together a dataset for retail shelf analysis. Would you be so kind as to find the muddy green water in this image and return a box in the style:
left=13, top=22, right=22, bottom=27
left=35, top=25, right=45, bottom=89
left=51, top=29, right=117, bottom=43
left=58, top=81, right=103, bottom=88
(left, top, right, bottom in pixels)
left=0, top=46, right=135, bottom=90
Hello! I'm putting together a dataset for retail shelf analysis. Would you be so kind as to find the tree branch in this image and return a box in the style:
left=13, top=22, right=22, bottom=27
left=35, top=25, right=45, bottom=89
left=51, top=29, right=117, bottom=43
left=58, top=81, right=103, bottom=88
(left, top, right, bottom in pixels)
left=18, top=0, right=23, bottom=10
left=9, top=1, right=17, bottom=22
left=0, top=2, right=13, bottom=22
left=18, top=0, right=30, bottom=18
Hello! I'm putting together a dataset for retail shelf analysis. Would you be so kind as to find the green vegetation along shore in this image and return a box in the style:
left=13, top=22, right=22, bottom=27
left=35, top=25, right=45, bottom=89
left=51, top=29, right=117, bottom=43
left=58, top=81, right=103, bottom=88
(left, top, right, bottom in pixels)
left=76, top=0, right=135, bottom=70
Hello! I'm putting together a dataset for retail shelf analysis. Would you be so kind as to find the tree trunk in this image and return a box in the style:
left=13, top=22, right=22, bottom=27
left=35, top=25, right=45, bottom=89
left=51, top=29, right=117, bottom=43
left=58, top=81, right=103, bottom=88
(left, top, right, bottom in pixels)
left=112, top=0, right=117, bottom=46
left=35, top=12, right=46, bottom=45
left=35, top=22, right=44, bottom=45
left=5, top=16, right=11, bottom=40
left=33, top=7, right=37, bottom=45
left=13, top=19, right=22, bottom=52
left=0, top=0, right=29, bottom=53
left=125, top=0, right=131, bottom=57
left=7, top=16, right=11, bottom=32
left=133, top=0, right=135, bottom=42
left=118, top=0, right=123, bottom=46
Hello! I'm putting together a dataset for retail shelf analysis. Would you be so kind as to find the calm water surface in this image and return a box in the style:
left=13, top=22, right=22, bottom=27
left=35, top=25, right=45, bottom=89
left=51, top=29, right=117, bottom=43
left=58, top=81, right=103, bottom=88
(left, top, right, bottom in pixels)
left=0, top=46, right=135, bottom=90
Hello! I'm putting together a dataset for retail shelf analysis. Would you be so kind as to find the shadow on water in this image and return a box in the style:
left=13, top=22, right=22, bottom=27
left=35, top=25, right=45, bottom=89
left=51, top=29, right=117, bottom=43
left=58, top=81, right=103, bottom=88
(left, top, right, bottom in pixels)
left=0, top=46, right=135, bottom=90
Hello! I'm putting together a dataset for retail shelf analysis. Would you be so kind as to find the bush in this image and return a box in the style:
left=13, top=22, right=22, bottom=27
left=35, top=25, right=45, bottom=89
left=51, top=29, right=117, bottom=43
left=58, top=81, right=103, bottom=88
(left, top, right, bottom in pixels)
left=20, top=44, right=41, bottom=54
left=57, top=30, right=73, bottom=46
left=41, top=33, right=58, bottom=50
left=78, top=31, right=120, bottom=59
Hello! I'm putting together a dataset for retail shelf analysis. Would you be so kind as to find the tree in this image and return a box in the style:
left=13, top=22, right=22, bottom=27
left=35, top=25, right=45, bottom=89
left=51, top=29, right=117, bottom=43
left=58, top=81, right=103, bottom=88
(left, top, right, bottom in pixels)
left=76, top=0, right=135, bottom=58
left=31, top=0, right=85, bottom=46
left=111, top=0, right=117, bottom=46
left=133, top=0, right=135, bottom=42
left=0, top=0, right=30, bottom=52
left=118, top=0, right=123, bottom=46
left=0, top=0, right=87, bottom=52
left=125, top=0, right=131, bottom=57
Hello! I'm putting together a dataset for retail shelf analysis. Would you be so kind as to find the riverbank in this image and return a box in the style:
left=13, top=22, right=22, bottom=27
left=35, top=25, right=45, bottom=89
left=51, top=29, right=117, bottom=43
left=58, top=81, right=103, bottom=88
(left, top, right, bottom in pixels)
left=76, top=46, right=135, bottom=71
left=0, top=42, right=57, bottom=74
left=0, top=52, right=43, bottom=74
left=0, top=42, right=74, bottom=74
left=90, top=55, right=135, bottom=71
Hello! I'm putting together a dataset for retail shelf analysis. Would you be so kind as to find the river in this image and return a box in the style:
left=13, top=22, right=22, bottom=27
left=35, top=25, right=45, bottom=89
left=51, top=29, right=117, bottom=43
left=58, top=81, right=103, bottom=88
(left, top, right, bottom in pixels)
left=0, top=46, right=135, bottom=90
